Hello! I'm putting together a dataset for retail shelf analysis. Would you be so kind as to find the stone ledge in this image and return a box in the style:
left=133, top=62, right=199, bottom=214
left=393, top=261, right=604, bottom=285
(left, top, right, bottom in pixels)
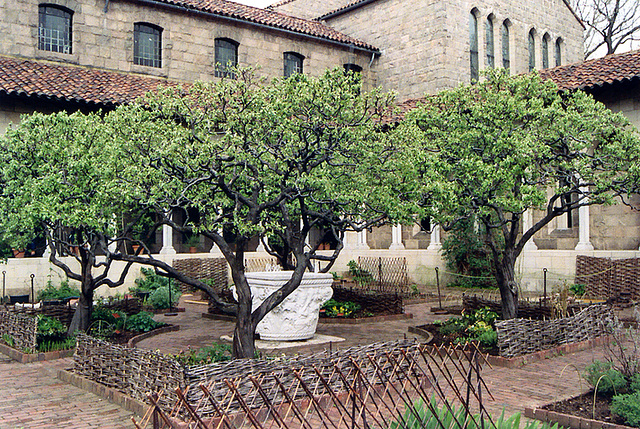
left=0, top=341, right=75, bottom=363
left=127, top=324, right=180, bottom=348
left=525, top=403, right=634, bottom=429
left=57, top=368, right=146, bottom=417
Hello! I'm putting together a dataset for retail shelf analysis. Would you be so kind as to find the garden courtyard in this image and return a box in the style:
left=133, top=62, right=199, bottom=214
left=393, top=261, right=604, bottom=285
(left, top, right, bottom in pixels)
left=0, top=287, right=631, bottom=428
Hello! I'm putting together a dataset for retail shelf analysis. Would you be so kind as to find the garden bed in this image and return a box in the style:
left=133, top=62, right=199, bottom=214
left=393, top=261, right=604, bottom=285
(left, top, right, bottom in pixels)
left=0, top=340, right=74, bottom=363
left=525, top=393, right=635, bottom=429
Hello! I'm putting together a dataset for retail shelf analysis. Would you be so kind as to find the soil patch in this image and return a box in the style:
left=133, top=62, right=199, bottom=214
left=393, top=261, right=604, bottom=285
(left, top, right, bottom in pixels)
left=542, top=392, right=627, bottom=426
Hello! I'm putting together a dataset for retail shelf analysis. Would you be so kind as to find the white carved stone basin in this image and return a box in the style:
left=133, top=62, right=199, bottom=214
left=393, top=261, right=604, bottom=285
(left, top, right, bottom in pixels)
left=242, top=271, right=333, bottom=341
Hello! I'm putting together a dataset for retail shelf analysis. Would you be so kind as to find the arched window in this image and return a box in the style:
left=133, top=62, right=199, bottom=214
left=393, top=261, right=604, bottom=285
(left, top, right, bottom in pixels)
left=542, top=33, right=550, bottom=69
left=501, top=20, right=510, bottom=72
left=555, top=38, right=562, bottom=66
left=528, top=29, right=536, bottom=72
left=343, top=63, right=362, bottom=73
left=485, top=15, right=495, bottom=68
left=134, top=23, right=162, bottom=68
left=38, top=4, right=72, bottom=54
left=283, top=52, right=304, bottom=77
left=215, top=38, right=238, bottom=78
left=469, top=10, right=479, bottom=82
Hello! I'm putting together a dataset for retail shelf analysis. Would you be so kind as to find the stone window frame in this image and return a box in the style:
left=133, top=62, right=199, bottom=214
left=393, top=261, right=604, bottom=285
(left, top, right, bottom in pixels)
left=555, top=37, right=563, bottom=67
left=283, top=51, right=304, bottom=77
left=542, top=32, right=551, bottom=69
left=485, top=14, right=495, bottom=69
left=214, top=38, right=239, bottom=79
left=469, top=8, right=480, bottom=83
left=501, top=19, right=511, bottom=72
left=133, top=22, right=162, bottom=68
left=38, top=4, right=73, bottom=55
left=528, top=28, right=536, bottom=72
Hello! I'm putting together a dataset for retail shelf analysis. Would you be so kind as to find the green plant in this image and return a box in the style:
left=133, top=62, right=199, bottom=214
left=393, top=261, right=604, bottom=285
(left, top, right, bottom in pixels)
left=630, top=373, right=640, bottom=393
left=569, top=283, right=586, bottom=297
left=37, top=280, right=80, bottom=301
left=174, top=343, right=232, bottom=366
left=185, top=234, right=200, bottom=247
left=438, top=308, right=499, bottom=348
left=347, top=260, right=373, bottom=284
left=131, top=268, right=175, bottom=294
left=584, top=360, right=628, bottom=395
left=2, top=333, right=15, bottom=347
left=125, top=312, right=166, bottom=333
left=37, top=315, right=67, bottom=341
left=321, top=299, right=361, bottom=318
left=37, top=336, right=76, bottom=353
left=611, top=391, right=640, bottom=427
left=147, top=285, right=181, bottom=310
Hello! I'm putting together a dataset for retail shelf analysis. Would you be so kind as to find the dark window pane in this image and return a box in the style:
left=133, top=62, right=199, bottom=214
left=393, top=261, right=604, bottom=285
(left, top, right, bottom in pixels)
left=134, top=23, right=162, bottom=68
left=284, top=52, right=303, bottom=77
left=38, top=5, right=72, bottom=54
left=486, top=18, right=494, bottom=68
left=470, top=12, right=479, bottom=82
left=555, top=38, right=562, bottom=66
left=528, top=29, right=536, bottom=72
left=501, top=21, right=510, bottom=72
left=215, top=39, right=238, bottom=78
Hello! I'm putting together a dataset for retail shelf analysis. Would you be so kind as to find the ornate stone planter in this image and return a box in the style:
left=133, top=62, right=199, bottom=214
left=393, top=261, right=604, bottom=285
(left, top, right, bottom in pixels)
left=243, top=271, right=333, bottom=341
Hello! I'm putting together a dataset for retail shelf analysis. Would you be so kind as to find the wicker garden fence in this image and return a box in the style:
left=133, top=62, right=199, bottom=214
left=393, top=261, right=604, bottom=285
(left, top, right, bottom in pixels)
left=355, top=257, right=409, bottom=295
left=462, top=295, right=553, bottom=320
left=495, top=304, right=615, bottom=358
left=576, top=255, right=640, bottom=300
left=332, top=285, right=404, bottom=315
left=172, top=257, right=229, bottom=294
left=133, top=340, right=494, bottom=429
left=0, top=310, right=37, bottom=352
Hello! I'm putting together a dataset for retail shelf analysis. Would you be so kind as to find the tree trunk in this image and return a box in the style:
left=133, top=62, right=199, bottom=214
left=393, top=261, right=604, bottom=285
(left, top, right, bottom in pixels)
left=68, top=277, right=94, bottom=334
left=231, top=265, right=256, bottom=359
left=495, top=253, right=519, bottom=319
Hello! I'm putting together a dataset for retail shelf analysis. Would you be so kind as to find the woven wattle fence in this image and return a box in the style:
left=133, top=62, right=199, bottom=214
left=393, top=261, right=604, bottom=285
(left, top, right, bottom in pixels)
left=463, top=294, right=553, bottom=320
left=495, top=304, right=615, bottom=358
left=0, top=310, right=37, bottom=352
left=575, top=255, right=640, bottom=300
left=172, top=257, right=229, bottom=294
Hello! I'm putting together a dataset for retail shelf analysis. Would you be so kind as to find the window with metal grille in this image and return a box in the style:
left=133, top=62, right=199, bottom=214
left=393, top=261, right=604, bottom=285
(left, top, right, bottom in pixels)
left=528, top=29, right=536, bottom=71
left=501, top=20, right=510, bottom=72
left=542, top=33, right=550, bottom=69
left=134, top=23, right=162, bottom=68
left=215, top=38, right=238, bottom=78
left=555, top=38, right=562, bottom=66
left=469, top=10, right=479, bottom=82
left=283, top=52, right=304, bottom=77
left=485, top=16, right=494, bottom=68
left=38, top=5, right=72, bottom=54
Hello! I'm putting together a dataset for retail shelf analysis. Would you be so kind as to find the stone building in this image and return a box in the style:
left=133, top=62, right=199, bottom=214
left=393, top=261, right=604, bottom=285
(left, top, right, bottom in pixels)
left=0, top=0, right=636, bottom=294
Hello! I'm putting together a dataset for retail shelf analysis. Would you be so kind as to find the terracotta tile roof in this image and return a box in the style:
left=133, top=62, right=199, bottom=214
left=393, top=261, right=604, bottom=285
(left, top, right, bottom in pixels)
left=0, top=56, right=172, bottom=106
left=136, top=0, right=377, bottom=51
left=540, top=49, right=640, bottom=90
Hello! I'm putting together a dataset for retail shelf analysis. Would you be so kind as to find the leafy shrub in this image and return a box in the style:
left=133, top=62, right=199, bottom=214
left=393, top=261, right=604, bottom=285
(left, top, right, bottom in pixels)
left=2, top=333, right=15, bottom=347
left=569, top=283, right=586, bottom=297
left=584, top=360, right=628, bottom=395
left=347, top=260, right=373, bottom=284
left=174, top=343, right=232, bottom=366
left=125, top=312, right=165, bottom=333
left=612, top=392, right=640, bottom=427
left=437, top=307, right=499, bottom=348
left=37, top=280, right=80, bottom=301
left=630, top=373, right=640, bottom=393
left=37, top=315, right=67, bottom=342
left=131, top=268, right=175, bottom=294
left=321, top=299, right=361, bottom=317
left=147, top=285, right=181, bottom=310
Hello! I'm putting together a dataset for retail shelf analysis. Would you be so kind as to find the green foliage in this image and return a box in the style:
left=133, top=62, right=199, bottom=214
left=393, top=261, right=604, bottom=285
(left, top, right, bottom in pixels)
left=437, top=307, right=499, bottom=348
left=37, top=336, right=76, bottom=353
left=147, top=286, right=181, bottom=310
left=2, top=333, right=15, bottom=347
left=321, top=299, right=361, bottom=318
left=37, top=280, right=80, bottom=301
left=132, top=268, right=175, bottom=293
left=630, top=373, right=640, bottom=393
left=174, top=343, right=232, bottom=366
left=347, top=260, right=373, bottom=284
left=569, top=283, right=586, bottom=297
left=612, top=392, right=640, bottom=427
left=125, top=312, right=165, bottom=333
left=584, top=360, right=628, bottom=395
left=37, top=315, right=66, bottom=341
left=441, top=217, right=496, bottom=289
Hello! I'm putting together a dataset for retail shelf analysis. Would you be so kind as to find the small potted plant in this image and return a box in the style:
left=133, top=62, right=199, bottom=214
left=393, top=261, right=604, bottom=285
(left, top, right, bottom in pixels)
left=186, top=234, right=200, bottom=253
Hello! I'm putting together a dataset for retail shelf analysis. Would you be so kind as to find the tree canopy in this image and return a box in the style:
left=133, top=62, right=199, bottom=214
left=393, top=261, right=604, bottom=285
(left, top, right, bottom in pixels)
left=398, top=70, right=640, bottom=318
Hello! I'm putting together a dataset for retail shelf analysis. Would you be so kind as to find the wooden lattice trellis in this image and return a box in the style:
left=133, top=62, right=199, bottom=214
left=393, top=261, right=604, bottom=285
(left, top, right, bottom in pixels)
left=495, top=304, right=616, bottom=358
left=356, top=257, right=409, bottom=295
left=133, top=340, right=494, bottom=429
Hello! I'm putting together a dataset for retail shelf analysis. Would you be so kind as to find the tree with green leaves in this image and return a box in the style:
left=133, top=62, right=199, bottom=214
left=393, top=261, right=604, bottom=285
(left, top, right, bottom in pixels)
left=0, top=111, right=149, bottom=333
left=106, top=68, right=397, bottom=358
left=398, top=70, right=640, bottom=319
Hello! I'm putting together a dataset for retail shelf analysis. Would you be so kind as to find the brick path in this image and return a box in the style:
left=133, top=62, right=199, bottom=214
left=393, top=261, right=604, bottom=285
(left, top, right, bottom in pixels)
left=0, top=293, right=623, bottom=428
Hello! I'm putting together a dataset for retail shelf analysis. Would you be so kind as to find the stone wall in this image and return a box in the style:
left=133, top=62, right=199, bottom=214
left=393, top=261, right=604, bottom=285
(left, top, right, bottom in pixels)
left=323, top=0, right=583, bottom=101
left=0, top=0, right=373, bottom=85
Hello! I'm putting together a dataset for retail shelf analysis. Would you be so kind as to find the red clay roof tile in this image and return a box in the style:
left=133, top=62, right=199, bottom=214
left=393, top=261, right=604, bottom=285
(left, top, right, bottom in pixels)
left=0, top=56, right=172, bottom=106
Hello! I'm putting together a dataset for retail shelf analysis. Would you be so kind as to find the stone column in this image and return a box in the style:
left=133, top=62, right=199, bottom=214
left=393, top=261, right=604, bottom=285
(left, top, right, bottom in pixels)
left=575, top=203, right=594, bottom=251
left=355, top=229, right=370, bottom=250
left=159, top=211, right=176, bottom=255
left=389, top=224, right=405, bottom=250
left=427, top=224, right=442, bottom=251
left=522, top=209, right=538, bottom=251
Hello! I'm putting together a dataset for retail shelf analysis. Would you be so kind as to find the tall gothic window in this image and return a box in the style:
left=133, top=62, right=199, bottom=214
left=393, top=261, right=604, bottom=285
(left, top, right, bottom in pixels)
left=485, top=16, right=495, bottom=68
left=501, top=20, right=510, bottom=72
left=38, top=5, right=72, bottom=54
left=542, top=33, right=550, bottom=69
left=470, top=11, right=479, bottom=82
left=555, top=38, right=562, bottom=66
left=528, top=29, right=536, bottom=72
left=133, top=23, right=162, bottom=68
left=283, top=52, right=304, bottom=77
left=215, top=38, right=238, bottom=78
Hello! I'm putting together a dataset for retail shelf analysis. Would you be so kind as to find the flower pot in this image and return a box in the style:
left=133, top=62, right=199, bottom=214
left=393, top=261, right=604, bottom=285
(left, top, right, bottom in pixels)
left=189, top=246, right=197, bottom=253
left=237, top=271, right=333, bottom=341
left=131, top=244, right=141, bottom=254
left=12, top=249, right=25, bottom=258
